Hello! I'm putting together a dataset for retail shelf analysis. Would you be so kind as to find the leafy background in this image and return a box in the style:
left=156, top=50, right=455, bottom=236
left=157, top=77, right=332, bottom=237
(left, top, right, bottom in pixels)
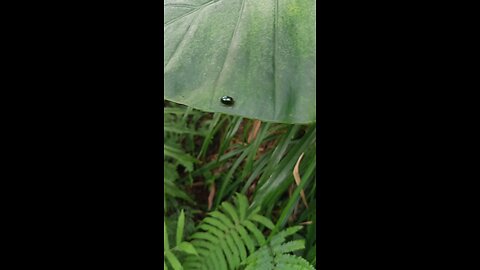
left=164, top=0, right=316, bottom=269
left=164, top=102, right=316, bottom=269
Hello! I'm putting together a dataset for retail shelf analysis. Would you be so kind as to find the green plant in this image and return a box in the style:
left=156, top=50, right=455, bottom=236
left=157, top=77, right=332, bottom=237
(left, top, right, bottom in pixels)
left=164, top=0, right=316, bottom=124
left=163, top=0, right=317, bottom=268
left=164, top=210, right=199, bottom=270
left=164, top=105, right=198, bottom=209
left=182, top=194, right=274, bottom=269
left=241, top=226, right=315, bottom=270
left=163, top=102, right=317, bottom=268
left=182, top=194, right=315, bottom=270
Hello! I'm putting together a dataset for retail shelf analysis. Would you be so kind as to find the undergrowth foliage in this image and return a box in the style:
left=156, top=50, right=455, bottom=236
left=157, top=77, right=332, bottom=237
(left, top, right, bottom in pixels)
left=184, top=194, right=273, bottom=270
left=164, top=102, right=316, bottom=269
left=242, top=226, right=315, bottom=270
left=164, top=210, right=198, bottom=270
left=164, top=0, right=316, bottom=267
left=183, top=194, right=314, bottom=270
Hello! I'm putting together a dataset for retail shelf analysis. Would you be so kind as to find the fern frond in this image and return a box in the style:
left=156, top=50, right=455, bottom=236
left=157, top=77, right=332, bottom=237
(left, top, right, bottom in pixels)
left=184, top=194, right=273, bottom=270
left=241, top=226, right=316, bottom=270
left=182, top=194, right=315, bottom=270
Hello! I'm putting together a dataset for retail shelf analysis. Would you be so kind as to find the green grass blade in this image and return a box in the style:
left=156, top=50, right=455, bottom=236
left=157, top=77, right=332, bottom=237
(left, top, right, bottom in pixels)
left=176, top=210, right=185, bottom=246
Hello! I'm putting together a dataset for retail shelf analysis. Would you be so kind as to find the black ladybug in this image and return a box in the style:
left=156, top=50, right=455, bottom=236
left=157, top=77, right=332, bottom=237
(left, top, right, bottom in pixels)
left=220, top=96, right=234, bottom=106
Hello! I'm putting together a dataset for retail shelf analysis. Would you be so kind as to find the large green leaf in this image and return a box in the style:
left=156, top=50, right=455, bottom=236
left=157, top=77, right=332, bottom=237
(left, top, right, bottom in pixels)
left=164, top=0, right=316, bottom=124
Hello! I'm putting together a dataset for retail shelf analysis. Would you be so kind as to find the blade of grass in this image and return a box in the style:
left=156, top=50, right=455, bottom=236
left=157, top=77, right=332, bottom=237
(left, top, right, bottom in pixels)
left=252, top=125, right=316, bottom=210
left=272, top=153, right=316, bottom=233
left=197, top=113, right=222, bottom=159
left=176, top=210, right=185, bottom=246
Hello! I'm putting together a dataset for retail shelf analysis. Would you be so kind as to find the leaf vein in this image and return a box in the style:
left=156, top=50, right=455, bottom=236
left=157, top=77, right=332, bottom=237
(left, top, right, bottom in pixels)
left=272, top=0, right=279, bottom=118
left=164, top=0, right=216, bottom=28
left=211, top=0, right=247, bottom=105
